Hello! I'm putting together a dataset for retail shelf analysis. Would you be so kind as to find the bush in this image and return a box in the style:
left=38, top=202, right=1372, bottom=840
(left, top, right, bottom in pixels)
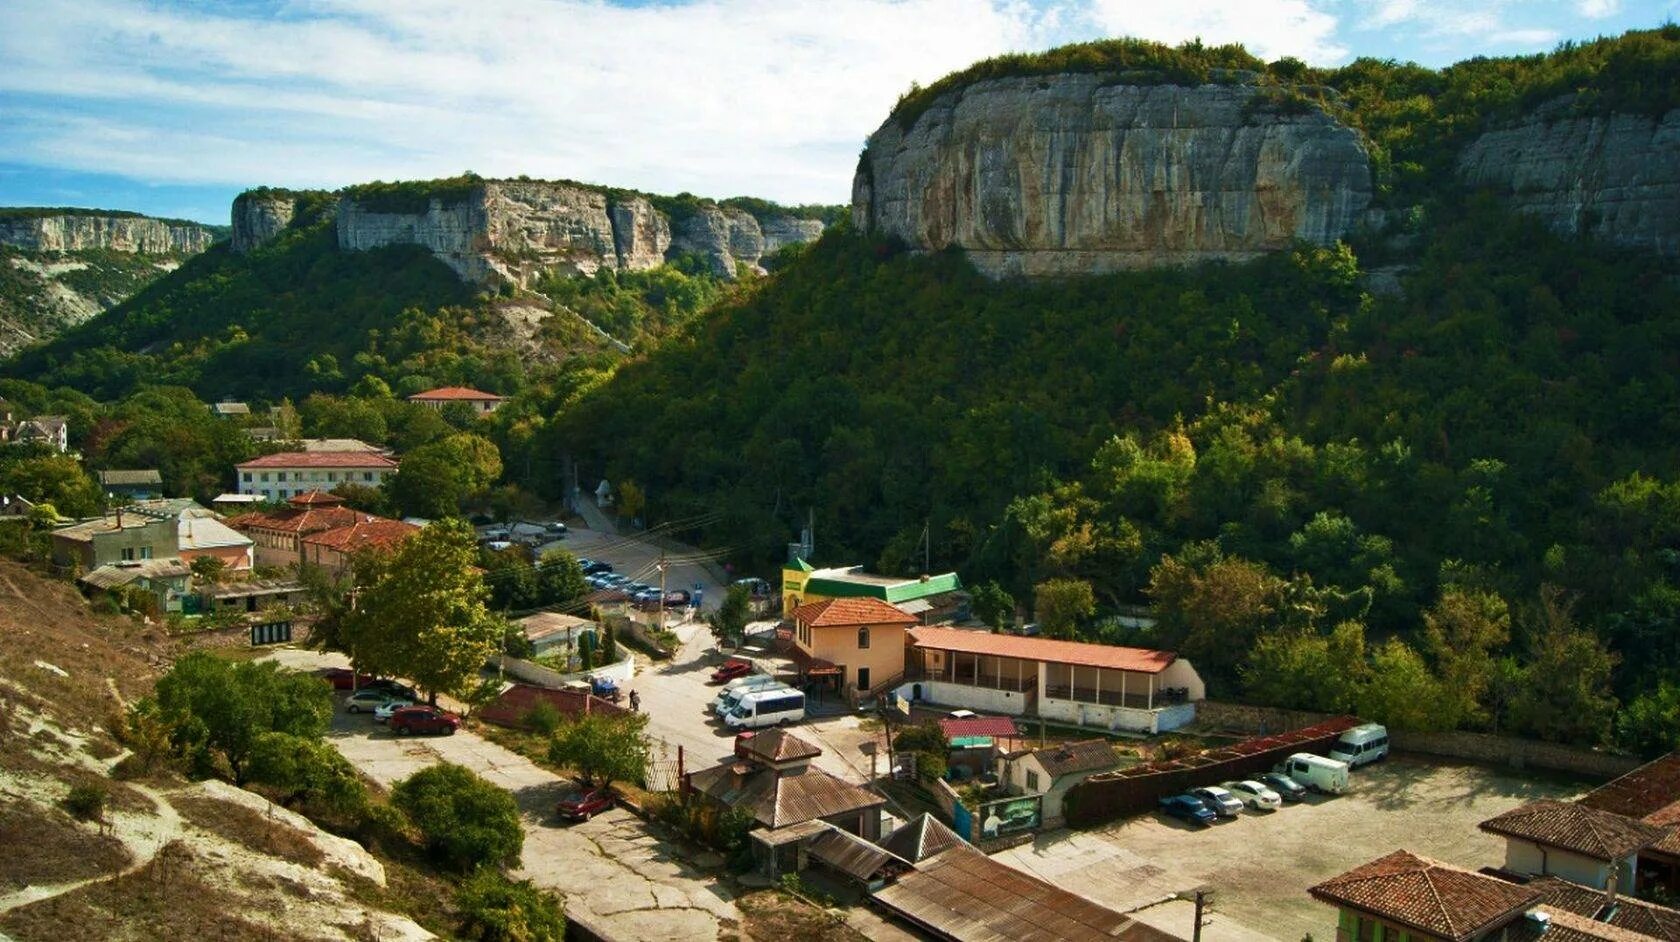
left=64, top=782, right=107, bottom=821
left=522, top=701, right=562, bottom=736
left=354, top=801, right=412, bottom=854
left=455, top=869, right=566, bottom=942
left=391, top=763, right=523, bottom=872
left=247, top=732, right=369, bottom=822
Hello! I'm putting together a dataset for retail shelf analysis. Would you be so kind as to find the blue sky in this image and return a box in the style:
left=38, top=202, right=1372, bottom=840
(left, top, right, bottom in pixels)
left=0, top=0, right=1674, bottom=224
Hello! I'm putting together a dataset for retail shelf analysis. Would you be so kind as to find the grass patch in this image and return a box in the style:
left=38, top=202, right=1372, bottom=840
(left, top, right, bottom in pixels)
left=0, top=800, right=130, bottom=892
left=733, top=889, right=868, bottom=942
left=173, top=793, right=326, bottom=869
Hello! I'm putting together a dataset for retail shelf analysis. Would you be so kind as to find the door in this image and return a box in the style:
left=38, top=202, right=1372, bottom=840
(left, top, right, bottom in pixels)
left=857, top=667, right=871, bottom=692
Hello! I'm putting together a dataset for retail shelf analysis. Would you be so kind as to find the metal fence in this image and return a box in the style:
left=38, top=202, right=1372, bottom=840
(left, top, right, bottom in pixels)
left=644, top=737, right=683, bottom=793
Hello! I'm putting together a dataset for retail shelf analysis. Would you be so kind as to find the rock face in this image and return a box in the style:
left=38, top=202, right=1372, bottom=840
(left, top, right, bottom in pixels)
left=1459, top=98, right=1680, bottom=258
left=231, top=192, right=299, bottom=253
left=334, top=180, right=822, bottom=285
left=853, top=76, right=1373, bottom=277
left=0, top=213, right=218, bottom=255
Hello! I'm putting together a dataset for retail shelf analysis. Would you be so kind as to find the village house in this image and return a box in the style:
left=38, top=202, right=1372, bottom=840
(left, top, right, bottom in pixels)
left=996, top=738, right=1123, bottom=829
left=407, top=386, right=505, bottom=415
left=12, top=415, right=69, bottom=452
left=939, top=714, right=1025, bottom=780
left=687, top=729, right=886, bottom=872
left=787, top=595, right=919, bottom=701
left=227, top=491, right=413, bottom=573
left=901, top=626, right=1206, bottom=735
left=212, top=400, right=251, bottom=418
left=1577, top=752, right=1680, bottom=896
left=205, top=578, right=305, bottom=615
left=131, top=498, right=254, bottom=572
left=78, top=558, right=192, bottom=613
left=298, top=515, right=419, bottom=574
left=51, top=508, right=179, bottom=572
left=97, top=469, right=164, bottom=501
left=1479, top=799, right=1664, bottom=893
left=781, top=558, right=966, bottom=624
left=235, top=451, right=397, bottom=501
left=515, top=611, right=598, bottom=656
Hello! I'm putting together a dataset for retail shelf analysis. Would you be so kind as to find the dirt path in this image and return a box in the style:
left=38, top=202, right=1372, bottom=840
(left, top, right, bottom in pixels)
left=0, top=780, right=183, bottom=915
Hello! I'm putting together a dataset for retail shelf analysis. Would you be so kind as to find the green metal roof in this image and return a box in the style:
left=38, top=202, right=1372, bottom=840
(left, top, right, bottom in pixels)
left=788, top=558, right=814, bottom=572
left=802, top=570, right=962, bottom=604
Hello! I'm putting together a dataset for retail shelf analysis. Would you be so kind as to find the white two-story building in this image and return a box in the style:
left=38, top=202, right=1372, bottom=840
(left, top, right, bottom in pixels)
left=235, top=451, right=398, bottom=502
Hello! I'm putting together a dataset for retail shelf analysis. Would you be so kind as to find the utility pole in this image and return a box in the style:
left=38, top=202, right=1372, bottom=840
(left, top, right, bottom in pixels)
left=1193, top=890, right=1206, bottom=942
left=922, top=520, right=930, bottom=574
left=657, top=551, right=668, bottom=635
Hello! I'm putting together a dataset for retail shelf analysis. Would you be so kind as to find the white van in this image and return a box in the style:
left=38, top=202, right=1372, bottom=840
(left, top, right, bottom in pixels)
left=725, top=688, right=806, bottom=729
left=1330, top=723, right=1391, bottom=768
left=1276, top=753, right=1351, bottom=794
left=714, top=677, right=789, bottom=716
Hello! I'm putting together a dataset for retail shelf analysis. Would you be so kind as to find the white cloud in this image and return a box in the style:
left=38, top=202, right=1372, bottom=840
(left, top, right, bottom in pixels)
left=1084, top=0, right=1348, bottom=63
left=1577, top=0, right=1622, bottom=16
left=1351, top=0, right=1563, bottom=53
left=0, top=0, right=1065, bottom=205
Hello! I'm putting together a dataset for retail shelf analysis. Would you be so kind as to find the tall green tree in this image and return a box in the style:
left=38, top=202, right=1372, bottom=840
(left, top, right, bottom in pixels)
left=971, top=581, right=1016, bottom=632
left=1422, top=588, right=1511, bottom=728
left=1506, top=589, right=1619, bottom=745
left=547, top=712, right=650, bottom=788
left=536, top=549, right=588, bottom=606
left=1357, top=639, right=1455, bottom=732
left=152, top=652, right=332, bottom=784
left=707, top=583, right=751, bottom=647
left=341, top=519, right=505, bottom=701
left=1034, top=578, right=1095, bottom=639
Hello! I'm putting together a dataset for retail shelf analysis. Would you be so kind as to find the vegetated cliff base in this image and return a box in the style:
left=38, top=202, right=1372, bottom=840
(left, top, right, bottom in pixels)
left=853, top=77, right=1374, bottom=277
left=235, top=179, right=828, bottom=286
left=1459, top=96, right=1680, bottom=258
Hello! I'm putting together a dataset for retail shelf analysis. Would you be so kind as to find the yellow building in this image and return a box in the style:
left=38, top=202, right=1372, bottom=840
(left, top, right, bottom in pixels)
left=788, top=596, right=918, bottom=700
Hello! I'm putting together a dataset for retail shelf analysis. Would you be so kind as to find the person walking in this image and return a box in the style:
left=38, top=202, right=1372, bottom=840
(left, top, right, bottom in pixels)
left=629, top=689, right=641, bottom=713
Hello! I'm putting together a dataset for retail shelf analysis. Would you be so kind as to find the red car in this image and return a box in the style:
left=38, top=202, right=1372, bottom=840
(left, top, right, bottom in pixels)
left=388, top=706, right=462, bottom=736
left=710, top=659, right=754, bottom=684
left=317, top=667, right=376, bottom=690
left=556, top=785, right=613, bottom=822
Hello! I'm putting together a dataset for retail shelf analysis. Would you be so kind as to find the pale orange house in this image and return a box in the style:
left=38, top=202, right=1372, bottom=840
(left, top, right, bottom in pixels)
left=788, top=596, right=918, bottom=700
left=406, top=386, right=505, bottom=415
left=300, top=516, right=419, bottom=574
left=227, top=491, right=415, bottom=574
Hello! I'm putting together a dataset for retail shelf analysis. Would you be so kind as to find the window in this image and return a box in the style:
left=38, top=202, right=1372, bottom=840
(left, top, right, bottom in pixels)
left=121, top=547, right=134, bottom=561
left=327, top=472, right=337, bottom=483
left=277, top=472, right=287, bottom=482
left=1356, top=917, right=1376, bottom=942
left=1026, top=771, right=1040, bottom=791
left=259, top=472, right=270, bottom=483
left=241, top=472, right=251, bottom=483
left=363, top=472, right=374, bottom=482
left=857, top=627, right=870, bottom=649
left=139, top=546, right=152, bottom=560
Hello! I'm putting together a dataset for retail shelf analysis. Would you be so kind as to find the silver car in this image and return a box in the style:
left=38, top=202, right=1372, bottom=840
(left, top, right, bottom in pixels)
left=1223, top=779, right=1283, bottom=811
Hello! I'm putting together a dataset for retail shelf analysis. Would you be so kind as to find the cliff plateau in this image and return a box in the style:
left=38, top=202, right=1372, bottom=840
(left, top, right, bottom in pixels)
left=0, top=212, right=218, bottom=255
left=234, top=179, right=827, bottom=285
left=1459, top=98, right=1680, bottom=257
left=852, top=77, right=1373, bottom=278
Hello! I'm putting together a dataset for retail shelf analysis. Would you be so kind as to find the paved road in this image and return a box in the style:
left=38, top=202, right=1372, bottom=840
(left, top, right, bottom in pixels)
left=534, top=526, right=727, bottom=615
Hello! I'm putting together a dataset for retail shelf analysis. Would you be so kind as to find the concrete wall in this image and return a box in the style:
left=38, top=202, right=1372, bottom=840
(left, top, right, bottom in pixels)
left=181, top=543, right=253, bottom=571
left=1159, top=659, right=1206, bottom=701
left=497, top=650, right=634, bottom=690
left=1039, top=695, right=1166, bottom=733
left=1504, top=840, right=1615, bottom=889
left=238, top=465, right=390, bottom=499
left=899, top=679, right=1029, bottom=715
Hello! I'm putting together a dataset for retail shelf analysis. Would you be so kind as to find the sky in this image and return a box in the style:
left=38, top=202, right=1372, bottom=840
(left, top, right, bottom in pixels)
left=0, top=0, right=1674, bottom=224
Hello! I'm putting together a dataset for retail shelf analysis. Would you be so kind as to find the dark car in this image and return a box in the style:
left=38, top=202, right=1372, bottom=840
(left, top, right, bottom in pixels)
left=362, top=679, right=419, bottom=701
left=1259, top=771, right=1309, bottom=803
left=1159, top=794, right=1218, bottom=827
left=317, top=667, right=376, bottom=690
left=581, top=560, right=613, bottom=576
left=389, top=706, right=461, bottom=736
left=710, top=659, right=754, bottom=684
left=545, top=521, right=568, bottom=535
left=556, top=785, right=613, bottom=822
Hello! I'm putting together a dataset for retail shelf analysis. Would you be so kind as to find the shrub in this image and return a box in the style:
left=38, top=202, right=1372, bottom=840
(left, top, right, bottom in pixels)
left=64, top=782, right=107, bottom=821
left=522, top=701, right=562, bottom=736
left=391, top=763, right=523, bottom=872
left=455, top=869, right=566, bottom=942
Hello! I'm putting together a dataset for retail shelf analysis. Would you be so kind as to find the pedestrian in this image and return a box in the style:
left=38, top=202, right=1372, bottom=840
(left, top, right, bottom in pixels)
left=629, top=689, right=641, bottom=713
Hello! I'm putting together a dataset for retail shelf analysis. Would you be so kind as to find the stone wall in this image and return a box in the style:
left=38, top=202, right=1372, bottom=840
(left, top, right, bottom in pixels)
left=854, top=77, right=1372, bottom=278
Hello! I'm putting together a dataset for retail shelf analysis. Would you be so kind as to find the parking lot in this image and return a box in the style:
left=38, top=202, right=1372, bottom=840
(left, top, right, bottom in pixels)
left=994, top=754, right=1589, bottom=941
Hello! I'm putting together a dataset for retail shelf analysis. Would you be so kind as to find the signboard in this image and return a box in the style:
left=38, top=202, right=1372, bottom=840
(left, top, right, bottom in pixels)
left=249, top=620, right=292, bottom=646
left=978, top=794, right=1042, bottom=839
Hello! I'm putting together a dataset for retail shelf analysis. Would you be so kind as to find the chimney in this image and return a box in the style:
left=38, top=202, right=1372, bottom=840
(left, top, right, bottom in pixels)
left=729, top=761, right=752, bottom=791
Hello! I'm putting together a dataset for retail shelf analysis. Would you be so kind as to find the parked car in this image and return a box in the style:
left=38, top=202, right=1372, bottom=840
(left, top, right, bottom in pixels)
left=1190, top=786, right=1243, bottom=818
left=624, top=582, right=652, bottom=596
left=711, top=659, right=755, bottom=684
left=480, top=528, right=511, bottom=542
left=362, top=679, right=419, bottom=701
left=483, top=540, right=515, bottom=552
left=733, top=577, right=771, bottom=599
left=663, top=590, right=691, bottom=609
left=1274, top=753, right=1351, bottom=794
left=345, top=689, right=407, bottom=714
left=601, top=574, right=629, bottom=587
left=1223, top=780, right=1283, bottom=811
left=1158, top=794, right=1218, bottom=827
left=545, top=521, right=568, bottom=535
left=373, top=699, right=417, bottom=723
left=389, top=706, right=461, bottom=736
left=1258, top=771, right=1309, bottom=803
left=556, top=784, right=613, bottom=822
left=316, top=667, right=376, bottom=690
left=1330, top=723, right=1391, bottom=768
left=582, top=561, right=614, bottom=576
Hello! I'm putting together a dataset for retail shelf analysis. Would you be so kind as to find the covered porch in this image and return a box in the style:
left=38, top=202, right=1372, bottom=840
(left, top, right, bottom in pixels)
left=906, top=647, right=1035, bottom=693
left=1041, top=662, right=1192, bottom=710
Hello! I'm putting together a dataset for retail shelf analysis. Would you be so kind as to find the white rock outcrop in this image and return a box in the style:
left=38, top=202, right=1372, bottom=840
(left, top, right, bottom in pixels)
left=0, top=214, right=218, bottom=255
left=231, top=192, right=300, bottom=253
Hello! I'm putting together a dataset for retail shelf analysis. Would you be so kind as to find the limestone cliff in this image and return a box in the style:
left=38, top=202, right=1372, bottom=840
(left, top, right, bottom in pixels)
left=333, top=179, right=824, bottom=285
left=1458, top=98, right=1680, bottom=257
left=231, top=192, right=300, bottom=253
left=853, top=76, right=1373, bottom=277
left=0, top=212, right=218, bottom=255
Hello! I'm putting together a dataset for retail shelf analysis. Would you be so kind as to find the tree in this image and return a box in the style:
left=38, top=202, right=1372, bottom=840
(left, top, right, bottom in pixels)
left=389, top=433, right=504, bottom=518
left=331, top=481, right=393, bottom=516
left=1148, top=544, right=1291, bottom=692
left=547, top=712, right=650, bottom=788
left=1507, top=589, right=1618, bottom=745
left=1617, top=682, right=1680, bottom=760
left=1034, top=578, right=1095, bottom=639
left=1242, top=621, right=1365, bottom=714
left=248, top=731, right=368, bottom=820
left=152, top=652, right=332, bottom=784
left=0, top=453, right=103, bottom=517
left=392, top=763, right=524, bottom=872
left=536, top=549, right=587, bottom=606
left=601, top=623, right=619, bottom=664
left=190, top=555, right=227, bottom=584
left=971, top=581, right=1015, bottom=632
left=617, top=480, right=645, bottom=524
left=455, top=869, right=565, bottom=942
left=1357, top=639, right=1455, bottom=732
left=707, top=583, right=751, bottom=647
left=1421, top=588, right=1510, bottom=728
left=340, top=519, right=504, bottom=701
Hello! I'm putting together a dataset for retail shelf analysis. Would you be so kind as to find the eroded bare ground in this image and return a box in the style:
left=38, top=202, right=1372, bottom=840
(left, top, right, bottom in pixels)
left=0, top=559, right=433, bottom=941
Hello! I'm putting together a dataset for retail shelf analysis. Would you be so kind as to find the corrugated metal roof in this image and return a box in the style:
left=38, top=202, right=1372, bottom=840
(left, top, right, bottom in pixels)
left=877, top=813, right=965, bottom=864
left=687, top=763, right=884, bottom=830
left=97, top=470, right=162, bottom=486
left=807, top=826, right=908, bottom=882
left=80, top=559, right=190, bottom=590
left=872, top=843, right=1178, bottom=941
left=910, top=626, right=1178, bottom=674
left=938, top=716, right=1021, bottom=742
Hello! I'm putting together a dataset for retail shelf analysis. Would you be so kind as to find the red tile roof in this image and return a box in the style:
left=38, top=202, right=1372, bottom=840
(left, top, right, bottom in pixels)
left=1581, top=753, right=1680, bottom=821
left=909, top=626, right=1179, bottom=674
left=1479, top=800, right=1665, bottom=862
left=300, top=517, right=419, bottom=552
left=938, top=716, right=1022, bottom=742
left=791, top=596, right=918, bottom=627
left=237, top=451, right=397, bottom=469
left=1309, top=850, right=1540, bottom=942
left=288, top=490, right=347, bottom=506
left=228, top=504, right=361, bottom=536
left=407, top=386, right=504, bottom=402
